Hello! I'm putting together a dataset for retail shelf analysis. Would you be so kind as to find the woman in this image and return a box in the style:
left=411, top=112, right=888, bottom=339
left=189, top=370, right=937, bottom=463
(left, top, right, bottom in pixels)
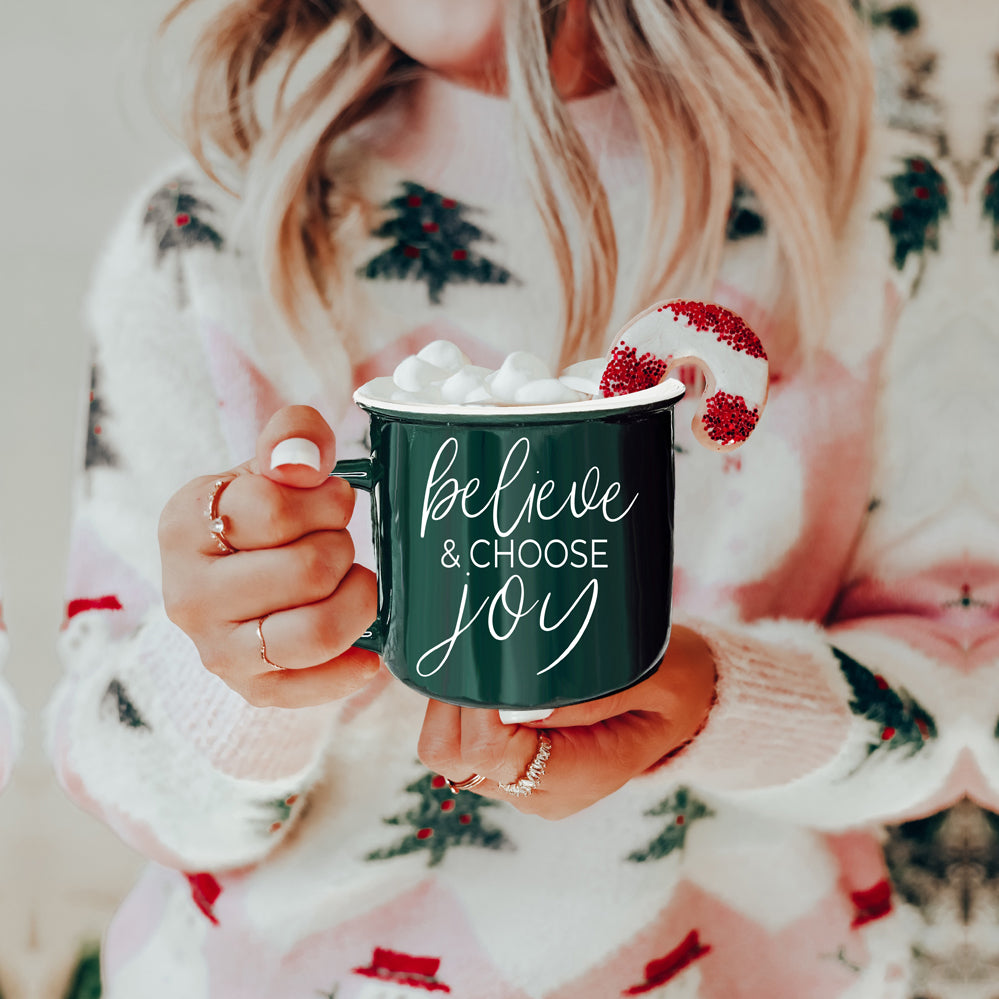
left=50, top=1, right=980, bottom=994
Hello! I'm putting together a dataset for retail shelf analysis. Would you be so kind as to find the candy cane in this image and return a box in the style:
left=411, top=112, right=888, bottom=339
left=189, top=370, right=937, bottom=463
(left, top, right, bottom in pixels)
left=599, top=299, right=769, bottom=451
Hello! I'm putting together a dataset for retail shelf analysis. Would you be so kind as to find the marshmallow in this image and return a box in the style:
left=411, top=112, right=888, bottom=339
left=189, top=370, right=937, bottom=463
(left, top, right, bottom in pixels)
left=487, top=352, right=552, bottom=402
left=514, top=379, right=586, bottom=405
left=416, top=340, right=469, bottom=372
left=440, top=366, right=492, bottom=404
left=359, top=342, right=605, bottom=409
left=558, top=358, right=606, bottom=396
left=393, top=355, right=447, bottom=393
left=465, top=385, right=496, bottom=404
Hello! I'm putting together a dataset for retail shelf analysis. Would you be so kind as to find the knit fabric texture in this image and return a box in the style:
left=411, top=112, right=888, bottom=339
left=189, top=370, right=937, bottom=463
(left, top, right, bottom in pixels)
left=48, top=10, right=998, bottom=996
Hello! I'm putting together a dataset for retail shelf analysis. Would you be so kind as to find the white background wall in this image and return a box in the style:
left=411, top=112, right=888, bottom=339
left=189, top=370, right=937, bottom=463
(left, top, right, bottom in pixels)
left=1, top=2, right=177, bottom=995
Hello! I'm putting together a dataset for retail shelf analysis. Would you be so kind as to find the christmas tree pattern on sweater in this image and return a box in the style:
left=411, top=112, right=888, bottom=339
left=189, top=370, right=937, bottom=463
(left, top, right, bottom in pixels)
left=142, top=177, right=225, bottom=307
left=361, top=183, right=515, bottom=303
left=85, top=363, right=117, bottom=470
left=366, top=771, right=511, bottom=867
left=876, top=155, right=949, bottom=284
left=628, top=786, right=714, bottom=863
left=100, top=678, right=150, bottom=731
left=832, top=647, right=936, bottom=763
left=982, top=165, right=999, bottom=251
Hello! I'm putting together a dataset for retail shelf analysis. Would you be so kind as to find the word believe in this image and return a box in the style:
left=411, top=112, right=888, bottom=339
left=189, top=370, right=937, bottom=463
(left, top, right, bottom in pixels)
left=420, top=436, right=638, bottom=539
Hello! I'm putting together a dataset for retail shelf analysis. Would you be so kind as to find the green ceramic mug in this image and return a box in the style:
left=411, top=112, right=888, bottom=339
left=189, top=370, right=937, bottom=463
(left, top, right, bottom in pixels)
left=333, top=378, right=685, bottom=709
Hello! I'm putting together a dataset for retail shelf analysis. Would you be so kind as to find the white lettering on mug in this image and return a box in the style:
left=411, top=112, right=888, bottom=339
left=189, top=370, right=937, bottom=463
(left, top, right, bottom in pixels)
left=420, top=437, right=638, bottom=539
left=416, top=575, right=601, bottom=677
left=416, top=435, right=637, bottom=678
left=416, top=586, right=490, bottom=677
left=466, top=537, right=610, bottom=570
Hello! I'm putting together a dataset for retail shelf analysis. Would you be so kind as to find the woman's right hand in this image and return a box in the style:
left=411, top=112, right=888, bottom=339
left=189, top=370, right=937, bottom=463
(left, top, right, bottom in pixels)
left=159, top=406, right=381, bottom=708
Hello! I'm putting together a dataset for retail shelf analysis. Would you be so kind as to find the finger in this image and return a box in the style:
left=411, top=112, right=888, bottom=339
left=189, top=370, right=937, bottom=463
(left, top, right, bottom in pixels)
left=242, top=648, right=383, bottom=709
left=256, top=406, right=337, bottom=488
left=194, top=471, right=356, bottom=554
left=516, top=713, right=672, bottom=816
left=418, top=699, right=464, bottom=775
left=433, top=711, right=676, bottom=817
left=206, top=530, right=356, bottom=622
left=245, top=564, right=377, bottom=669
left=418, top=703, right=536, bottom=790
left=456, top=708, right=546, bottom=787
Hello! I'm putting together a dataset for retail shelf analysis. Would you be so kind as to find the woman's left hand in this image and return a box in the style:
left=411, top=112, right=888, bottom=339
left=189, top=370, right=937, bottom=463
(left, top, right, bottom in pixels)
left=417, top=625, right=717, bottom=818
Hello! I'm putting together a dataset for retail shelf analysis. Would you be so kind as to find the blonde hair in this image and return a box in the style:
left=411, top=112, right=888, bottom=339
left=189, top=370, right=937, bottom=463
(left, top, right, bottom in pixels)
left=159, top=0, right=873, bottom=374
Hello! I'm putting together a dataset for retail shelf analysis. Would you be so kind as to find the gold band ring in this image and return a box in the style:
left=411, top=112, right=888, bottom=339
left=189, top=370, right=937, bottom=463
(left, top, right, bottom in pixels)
left=257, top=615, right=287, bottom=671
left=446, top=773, right=487, bottom=794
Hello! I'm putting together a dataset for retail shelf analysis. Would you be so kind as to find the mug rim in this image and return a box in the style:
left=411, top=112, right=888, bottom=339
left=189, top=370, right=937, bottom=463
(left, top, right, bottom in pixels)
left=353, top=376, right=685, bottom=421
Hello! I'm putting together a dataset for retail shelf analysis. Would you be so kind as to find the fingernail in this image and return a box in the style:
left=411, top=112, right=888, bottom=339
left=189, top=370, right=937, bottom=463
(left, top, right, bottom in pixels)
left=270, top=437, right=321, bottom=471
left=499, top=708, right=553, bottom=725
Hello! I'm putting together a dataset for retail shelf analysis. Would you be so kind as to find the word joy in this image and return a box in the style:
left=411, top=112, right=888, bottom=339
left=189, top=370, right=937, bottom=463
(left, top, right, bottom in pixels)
left=416, top=575, right=599, bottom=678
left=420, top=436, right=639, bottom=539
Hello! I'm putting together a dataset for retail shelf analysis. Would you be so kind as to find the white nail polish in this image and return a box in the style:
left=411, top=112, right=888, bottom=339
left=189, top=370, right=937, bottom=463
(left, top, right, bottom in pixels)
left=270, top=437, right=321, bottom=471
left=499, top=708, right=553, bottom=725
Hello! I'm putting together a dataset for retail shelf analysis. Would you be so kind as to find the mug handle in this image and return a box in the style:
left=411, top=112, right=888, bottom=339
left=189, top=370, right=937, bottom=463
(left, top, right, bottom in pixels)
left=331, top=457, right=385, bottom=655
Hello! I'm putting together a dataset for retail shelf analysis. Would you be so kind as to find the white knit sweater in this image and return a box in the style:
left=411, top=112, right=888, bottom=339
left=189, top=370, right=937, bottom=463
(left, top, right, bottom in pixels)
left=47, top=20, right=998, bottom=996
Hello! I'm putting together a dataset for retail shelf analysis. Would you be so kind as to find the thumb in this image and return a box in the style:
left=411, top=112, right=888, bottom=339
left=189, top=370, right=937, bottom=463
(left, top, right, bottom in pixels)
left=255, top=405, right=337, bottom=488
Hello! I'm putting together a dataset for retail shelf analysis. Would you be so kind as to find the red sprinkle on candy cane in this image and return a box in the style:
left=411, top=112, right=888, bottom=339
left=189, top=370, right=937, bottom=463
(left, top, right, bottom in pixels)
left=599, top=298, right=769, bottom=451
left=599, top=343, right=670, bottom=397
left=661, top=301, right=766, bottom=359
left=701, top=391, right=760, bottom=445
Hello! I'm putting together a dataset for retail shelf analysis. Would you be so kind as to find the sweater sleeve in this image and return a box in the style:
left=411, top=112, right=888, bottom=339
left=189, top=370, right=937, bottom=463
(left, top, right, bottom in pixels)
left=660, top=609, right=965, bottom=829
left=654, top=167, right=981, bottom=829
left=46, top=164, right=349, bottom=871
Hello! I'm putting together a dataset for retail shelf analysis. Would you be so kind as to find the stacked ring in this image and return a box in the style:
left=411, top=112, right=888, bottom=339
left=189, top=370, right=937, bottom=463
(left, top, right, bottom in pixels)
left=207, top=477, right=238, bottom=555
left=499, top=732, right=552, bottom=798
